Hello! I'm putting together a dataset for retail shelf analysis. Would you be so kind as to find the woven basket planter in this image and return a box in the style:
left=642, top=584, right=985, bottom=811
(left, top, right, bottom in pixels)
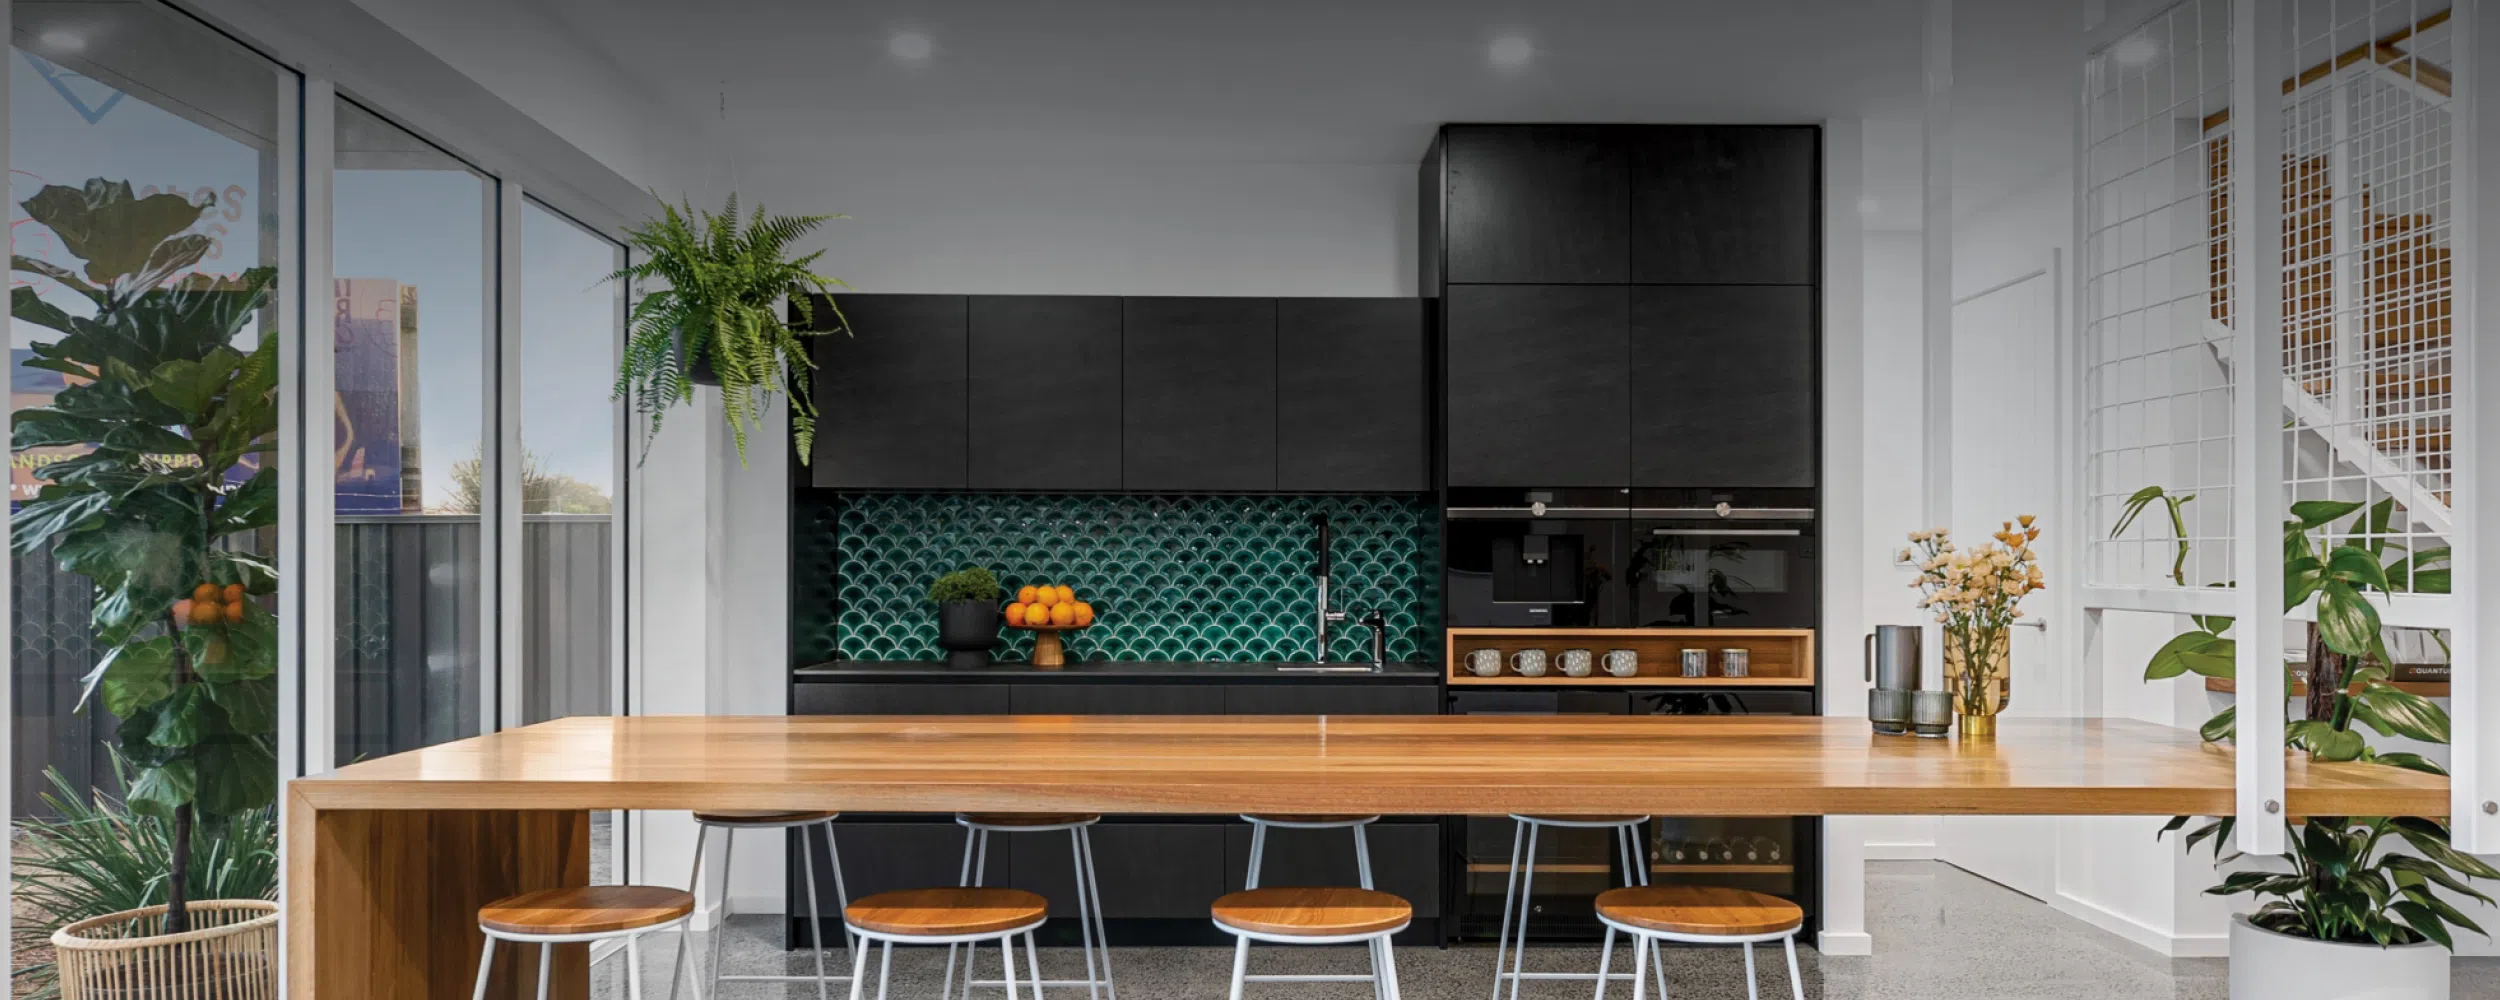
left=53, top=901, right=278, bottom=1000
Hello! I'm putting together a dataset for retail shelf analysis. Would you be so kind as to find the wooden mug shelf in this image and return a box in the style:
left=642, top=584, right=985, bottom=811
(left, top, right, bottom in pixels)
left=1443, top=628, right=1816, bottom=687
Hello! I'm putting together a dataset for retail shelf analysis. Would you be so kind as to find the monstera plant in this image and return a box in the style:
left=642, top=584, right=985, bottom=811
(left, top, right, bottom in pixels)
left=11, top=179, right=280, bottom=937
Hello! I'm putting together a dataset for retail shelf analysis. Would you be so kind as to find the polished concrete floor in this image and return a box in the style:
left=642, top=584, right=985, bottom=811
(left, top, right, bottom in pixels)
left=594, top=861, right=2500, bottom=998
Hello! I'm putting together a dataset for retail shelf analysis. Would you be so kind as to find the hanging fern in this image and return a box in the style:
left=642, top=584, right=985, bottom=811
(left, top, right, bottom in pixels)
left=606, top=193, right=849, bottom=465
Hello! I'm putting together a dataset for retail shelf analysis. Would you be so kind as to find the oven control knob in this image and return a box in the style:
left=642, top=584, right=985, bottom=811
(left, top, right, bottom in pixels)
left=1531, top=501, right=1547, bottom=517
left=1715, top=502, right=1733, bottom=518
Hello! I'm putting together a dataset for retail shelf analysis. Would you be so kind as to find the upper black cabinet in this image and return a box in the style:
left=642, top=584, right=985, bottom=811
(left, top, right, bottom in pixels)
left=1275, top=299, right=1429, bottom=492
left=969, top=296, right=1122, bottom=490
left=1629, top=127, right=1819, bottom=285
left=1443, top=126, right=1629, bottom=285
left=1631, top=285, right=1817, bottom=487
left=1122, top=297, right=1278, bottom=491
left=1444, top=285, right=1629, bottom=487
left=810, top=294, right=968, bottom=489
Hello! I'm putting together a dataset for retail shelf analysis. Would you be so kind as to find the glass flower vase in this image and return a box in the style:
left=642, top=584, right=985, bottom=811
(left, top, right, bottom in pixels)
left=1943, top=625, right=2012, bottom=738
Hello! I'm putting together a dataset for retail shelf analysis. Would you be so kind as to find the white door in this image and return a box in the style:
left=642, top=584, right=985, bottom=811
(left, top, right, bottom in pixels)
left=1937, top=255, right=2065, bottom=900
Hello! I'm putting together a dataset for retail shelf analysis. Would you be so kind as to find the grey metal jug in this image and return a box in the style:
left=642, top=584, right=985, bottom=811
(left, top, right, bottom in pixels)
left=1866, top=625, right=1923, bottom=691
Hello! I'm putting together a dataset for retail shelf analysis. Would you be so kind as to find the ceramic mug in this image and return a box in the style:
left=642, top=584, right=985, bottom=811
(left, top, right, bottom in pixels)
left=1558, top=648, right=1595, bottom=678
left=1466, top=648, right=1503, bottom=677
left=1510, top=648, right=1549, bottom=677
left=1605, top=649, right=1639, bottom=677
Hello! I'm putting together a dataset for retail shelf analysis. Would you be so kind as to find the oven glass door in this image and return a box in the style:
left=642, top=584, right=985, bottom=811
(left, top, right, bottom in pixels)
left=1630, top=522, right=1816, bottom=628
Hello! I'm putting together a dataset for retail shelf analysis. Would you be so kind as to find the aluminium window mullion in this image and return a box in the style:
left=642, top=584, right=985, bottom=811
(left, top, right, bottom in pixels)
left=2230, top=0, right=2289, bottom=853
left=494, top=182, right=526, bottom=732
left=2451, top=0, right=2500, bottom=851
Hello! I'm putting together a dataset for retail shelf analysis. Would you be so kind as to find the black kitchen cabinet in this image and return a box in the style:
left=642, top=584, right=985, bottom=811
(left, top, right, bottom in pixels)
left=1010, top=684, right=1224, bottom=715
left=792, top=821, right=979, bottom=945
left=810, top=294, right=969, bottom=489
left=1009, top=823, right=1228, bottom=919
left=1443, top=126, right=1628, bottom=284
left=1275, top=299, right=1429, bottom=492
left=1222, top=822, right=1440, bottom=917
left=1443, top=285, right=1630, bottom=487
left=793, top=682, right=1010, bottom=715
left=969, top=296, right=1123, bottom=490
left=1122, top=297, right=1277, bottom=491
left=1631, top=286, right=1817, bottom=488
left=1630, top=127, right=1819, bottom=285
left=1220, top=685, right=1439, bottom=716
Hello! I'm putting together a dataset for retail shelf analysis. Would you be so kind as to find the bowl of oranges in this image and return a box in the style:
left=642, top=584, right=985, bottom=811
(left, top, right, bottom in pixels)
left=1005, top=584, right=1094, bottom=667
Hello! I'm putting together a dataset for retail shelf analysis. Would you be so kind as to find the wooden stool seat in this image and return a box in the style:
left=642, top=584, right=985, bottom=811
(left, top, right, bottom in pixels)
left=957, top=812, right=1099, bottom=828
left=1515, top=814, right=1646, bottom=826
left=478, top=886, right=694, bottom=936
left=692, top=809, right=838, bottom=825
left=1211, top=888, right=1412, bottom=938
left=845, top=888, right=1048, bottom=937
left=1594, top=886, right=1804, bottom=937
left=1245, top=813, right=1376, bottom=825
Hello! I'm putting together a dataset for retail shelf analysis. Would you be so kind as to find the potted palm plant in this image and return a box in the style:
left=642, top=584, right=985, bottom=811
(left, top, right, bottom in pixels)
left=2115, top=489, right=2495, bottom=998
left=606, top=194, right=850, bottom=466
left=10, top=179, right=282, bottom=997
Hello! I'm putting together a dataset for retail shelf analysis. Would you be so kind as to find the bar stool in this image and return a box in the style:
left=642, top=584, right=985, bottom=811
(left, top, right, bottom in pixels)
left=473, top=885, right=696, bottom=1000
left=845, top=888, right=1048, bottom=1000
left=1490, top=815, right=1668, bottom=1000
left=669, top=810, right=849, bottom=1000
left=945, top=813, right=1113, bottom=1000
left=1212, top=887, right=1409, bottom=1000
left=1593, top=886, right=1806, bottom=1000
left=1243, top=814, right=1381, bottom=889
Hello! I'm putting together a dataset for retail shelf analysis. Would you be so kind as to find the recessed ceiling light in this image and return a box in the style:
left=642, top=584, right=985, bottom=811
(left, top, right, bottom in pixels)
left=38, top=29, right=85, bottom=53
left=2111, top=34, right=2161, bottom=67
left=888, top=32, right=934, bottom=63
left=1488, top=35, right=1534, bottom=71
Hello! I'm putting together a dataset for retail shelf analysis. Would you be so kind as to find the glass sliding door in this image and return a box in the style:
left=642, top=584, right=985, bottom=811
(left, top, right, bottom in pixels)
left=8, top=5, right=295, bottom=989
left=518, top=199, right=625, bottom=881
left=329, top=99, right=492, bottom=763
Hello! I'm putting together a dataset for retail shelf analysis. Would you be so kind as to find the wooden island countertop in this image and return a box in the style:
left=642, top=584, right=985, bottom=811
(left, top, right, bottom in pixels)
left=287, top=715, right=2446, bottom=1000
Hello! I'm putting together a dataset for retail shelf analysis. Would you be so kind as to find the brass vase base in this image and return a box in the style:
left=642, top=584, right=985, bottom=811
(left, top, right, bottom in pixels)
left=1959, top=713, right=1997, bottom=739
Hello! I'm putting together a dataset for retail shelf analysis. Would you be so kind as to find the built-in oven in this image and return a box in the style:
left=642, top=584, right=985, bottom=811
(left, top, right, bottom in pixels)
left=1629, top=489, right=1818, bottom=630
left=1446, top=687, right=1819, bottom=941
left=1444, top=488, right=1631, bottom=629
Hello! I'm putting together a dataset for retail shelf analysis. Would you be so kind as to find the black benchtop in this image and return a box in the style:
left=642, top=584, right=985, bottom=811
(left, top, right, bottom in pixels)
left=794, top=660, right=1442, bottom=683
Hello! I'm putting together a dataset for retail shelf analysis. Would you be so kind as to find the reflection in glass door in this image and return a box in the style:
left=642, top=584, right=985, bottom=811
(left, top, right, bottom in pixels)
left=330, top=99, right=492, bottom=765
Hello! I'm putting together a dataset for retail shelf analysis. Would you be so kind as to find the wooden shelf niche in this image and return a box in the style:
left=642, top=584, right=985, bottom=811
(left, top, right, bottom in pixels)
left=1444, top=628, right=1816, bottom=687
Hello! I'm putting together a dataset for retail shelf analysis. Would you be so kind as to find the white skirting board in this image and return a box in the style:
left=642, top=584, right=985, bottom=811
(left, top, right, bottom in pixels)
left=1817, top=930, right=1874, bottom=957
left=1863, top=842, right=1937, bottom=861
left=2049, top=891, right=2229, bottom=958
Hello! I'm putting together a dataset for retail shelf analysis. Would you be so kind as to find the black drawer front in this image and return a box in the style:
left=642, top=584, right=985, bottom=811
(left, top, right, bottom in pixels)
left=793, top=683, right=1010, bottom=716
left=1005, top=822, right=1228, bottom=919
left=1223, top=821, right=1440, bottom=915
left=1221, top=685, right=1440, bottom=716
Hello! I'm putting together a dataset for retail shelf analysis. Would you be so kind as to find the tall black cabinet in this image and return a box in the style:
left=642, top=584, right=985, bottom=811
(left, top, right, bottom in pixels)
left=1421, top=124, right=1821, bottom=491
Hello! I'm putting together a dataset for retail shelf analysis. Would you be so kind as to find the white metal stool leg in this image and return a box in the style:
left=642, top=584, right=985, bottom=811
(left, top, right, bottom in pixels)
left=1380, top=931, right=1402, bottom=1000
left=1593, top=927, right=1616, bottom=1000
left=472, top=937, right=496, bottom=1000
left=1489, top=818, right=1525, bottom=1000
left=1628, top=935, right=1648, bottom=1000
left=1506, top=821, right=1540, bottom=1000
left=668, top=823, right=708, bottom=1000
left=1071, top=829, right=1103, bottom=1000
left=1227, top=936, right=1251, bottom=1000
left=1743, top=942, right=1759, bottom=1000
left=798, top=824, right=832, bottom=1000
left=1080, top=826, right=1116, bottom=1000
left=845, top=943, right=871, bottom=1000
left=708, top=831, right=735, bottom=991
left=954, top=818, right=1114, bottom=998
left=1783, top=936, right=1805, bottom=1000
left=628, top=934, right=646, bottom=1000
left=1240, top=816, right=1386, bottom=987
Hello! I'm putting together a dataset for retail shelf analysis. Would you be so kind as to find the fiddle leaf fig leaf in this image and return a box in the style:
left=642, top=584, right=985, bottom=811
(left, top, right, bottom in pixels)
left=20, top=180, right=208, bottom=286
left=124, top=757, right=196, bottom=819
left=84, top=635, right=175, bottom=718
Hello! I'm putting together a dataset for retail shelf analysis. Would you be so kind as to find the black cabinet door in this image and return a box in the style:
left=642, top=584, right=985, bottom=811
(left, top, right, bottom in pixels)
left=968, top=296, right=1123, bottom=490
left=796, top=821, right=979, bottom=942
left=1008, top=823, right=1227, bottom=919
left=1443, top=126, right=1629, bottom=284
left=1122, top=297, right=1277, bottom=491
left=792, top=683, right=1011, bottom=715
left=1630, top=127, right=1819, bottom=285
left=1221, top=821, right=1439, bottom=941
left=1275, top=299, right=1429, bottom=492
left=1009, top=684, right=1225, bottom=716
left=1444, top=285, right=1630, bottom=487
left=811, top=294, right=968, bottom=488
left=1221, top=685, right=1440, bottom=716
left=1630, top=286, right=1817, bottom=488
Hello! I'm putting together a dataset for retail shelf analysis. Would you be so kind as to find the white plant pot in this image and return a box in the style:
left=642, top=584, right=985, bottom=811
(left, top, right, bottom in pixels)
left=2230, top=914, right=2448, bottom=1000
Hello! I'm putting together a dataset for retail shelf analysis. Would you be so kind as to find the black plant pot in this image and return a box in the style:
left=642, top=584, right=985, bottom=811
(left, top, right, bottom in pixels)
left=675, top=323, right=722, bottom=386
left=936, top=599, right=1002, bottom=668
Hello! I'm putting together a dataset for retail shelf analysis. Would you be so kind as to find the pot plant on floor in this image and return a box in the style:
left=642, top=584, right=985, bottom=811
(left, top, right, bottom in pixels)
left=929, top=567, right=1004, bottom=668
left=2114, top=489, right=2496, bottom=999
left=607, top=193, right=850, bottom=466
left=10, top=180, right=283, bottom=997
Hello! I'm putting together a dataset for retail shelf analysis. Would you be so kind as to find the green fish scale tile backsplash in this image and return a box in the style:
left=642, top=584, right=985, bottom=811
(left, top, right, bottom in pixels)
left=816, top=493, right=1438, bottom=664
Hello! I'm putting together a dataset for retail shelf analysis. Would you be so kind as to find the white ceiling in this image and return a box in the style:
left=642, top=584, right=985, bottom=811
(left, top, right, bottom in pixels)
left=528, top=0, right=1932, bottom=165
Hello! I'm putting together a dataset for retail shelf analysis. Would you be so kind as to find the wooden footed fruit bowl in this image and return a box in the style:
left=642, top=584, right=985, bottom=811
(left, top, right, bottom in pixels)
left=1004, top=585, right=1094, bottom=667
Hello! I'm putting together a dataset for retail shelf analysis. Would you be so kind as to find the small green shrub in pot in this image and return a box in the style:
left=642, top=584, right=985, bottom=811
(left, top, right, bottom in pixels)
left=927, top=567, right=1003, bottom=605
left=929, top=568, right=1004, bottom=666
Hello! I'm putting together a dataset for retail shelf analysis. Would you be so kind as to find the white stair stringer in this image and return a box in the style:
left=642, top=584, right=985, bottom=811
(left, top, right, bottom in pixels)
left=2199, top=318, right=2454, bottom=537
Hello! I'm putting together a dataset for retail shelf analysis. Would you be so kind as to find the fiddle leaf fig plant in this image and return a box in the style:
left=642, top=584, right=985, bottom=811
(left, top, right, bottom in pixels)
left=10, top=179, right=281, bottom=935
left=2115, top=487, right=2495, bottom=948
left=607, top=193, right=849, bottom=466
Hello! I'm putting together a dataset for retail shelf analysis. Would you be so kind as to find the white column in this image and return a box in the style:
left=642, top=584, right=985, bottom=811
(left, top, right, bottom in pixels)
left=1820, top=115, right=1873, bottom=957
left=293, top=79, right=338, bottom=776
left=2228, top=0, right=2288, bottom=854
left=2452, top=0, right=2500, bottom=851
left=494, top=182, right=526, bottom=731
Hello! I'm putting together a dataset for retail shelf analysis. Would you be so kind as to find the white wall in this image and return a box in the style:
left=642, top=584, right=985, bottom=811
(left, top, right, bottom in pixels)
left=1857, top=228, right=1937, bottom=862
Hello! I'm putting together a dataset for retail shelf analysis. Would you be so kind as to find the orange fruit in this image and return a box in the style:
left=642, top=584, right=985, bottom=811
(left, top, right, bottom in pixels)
left=172, top=598, right=194, bottom=626
left=1005, top=603, right=1028, bottom=626
left=1036, top=587, right=1059, bottom=607
left=1049, top=602, right=1076, bottom=626
left=191, top=601, right=222, bottom=626
left=223, top=583, right=246, bottom=605
left=1017, top=585, right=1039, bottom=605
left=193, top=583, right=220, bottom=604
left=1073, top=602, right=1094, bottom=627
left=1055, top=585, right=1075, bottom=604
left=225, top=600, right=249, bottom=623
